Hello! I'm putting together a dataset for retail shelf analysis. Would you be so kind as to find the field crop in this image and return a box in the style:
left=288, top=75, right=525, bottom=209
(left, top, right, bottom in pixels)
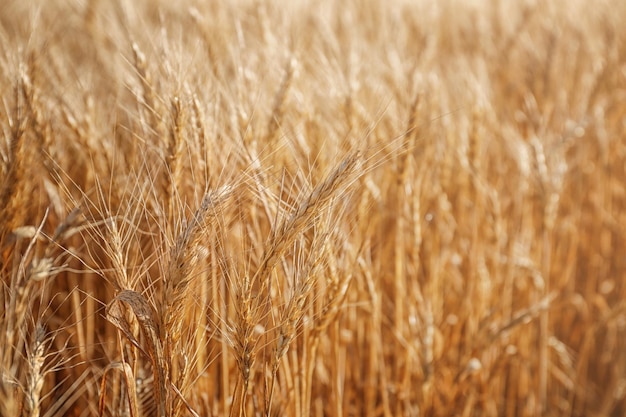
left=1, top=0, right=626, bottom=416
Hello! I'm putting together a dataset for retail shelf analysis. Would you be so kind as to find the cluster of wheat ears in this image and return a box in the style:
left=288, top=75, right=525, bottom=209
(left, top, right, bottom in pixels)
left=1, top=0, right=626, bottom=416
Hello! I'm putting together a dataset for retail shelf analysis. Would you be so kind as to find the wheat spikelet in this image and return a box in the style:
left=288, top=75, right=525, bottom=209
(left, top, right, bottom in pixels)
left=106, top=289, right=167, bottom=417
left=23, top=323, right=46, bottom=417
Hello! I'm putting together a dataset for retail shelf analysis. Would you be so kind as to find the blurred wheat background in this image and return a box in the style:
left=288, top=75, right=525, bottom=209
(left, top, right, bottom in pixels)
left=1, top=0, right=626, bottom=416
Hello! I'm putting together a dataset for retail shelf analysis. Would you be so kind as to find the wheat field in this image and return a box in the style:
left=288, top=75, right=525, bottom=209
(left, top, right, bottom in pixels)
left=1, top=0, right=626, bottom=416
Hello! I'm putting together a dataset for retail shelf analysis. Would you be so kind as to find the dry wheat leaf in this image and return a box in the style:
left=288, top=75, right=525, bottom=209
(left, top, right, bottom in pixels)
left=105, top=290, right=160, bottom=359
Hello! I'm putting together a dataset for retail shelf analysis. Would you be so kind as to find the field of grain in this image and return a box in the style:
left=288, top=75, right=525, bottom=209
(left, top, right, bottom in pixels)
left=1, top=0, right=626, bottom=416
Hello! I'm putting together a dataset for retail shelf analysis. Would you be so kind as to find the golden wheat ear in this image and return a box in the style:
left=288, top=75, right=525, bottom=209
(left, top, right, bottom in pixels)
left=106, top=289, right=166, bottom=417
